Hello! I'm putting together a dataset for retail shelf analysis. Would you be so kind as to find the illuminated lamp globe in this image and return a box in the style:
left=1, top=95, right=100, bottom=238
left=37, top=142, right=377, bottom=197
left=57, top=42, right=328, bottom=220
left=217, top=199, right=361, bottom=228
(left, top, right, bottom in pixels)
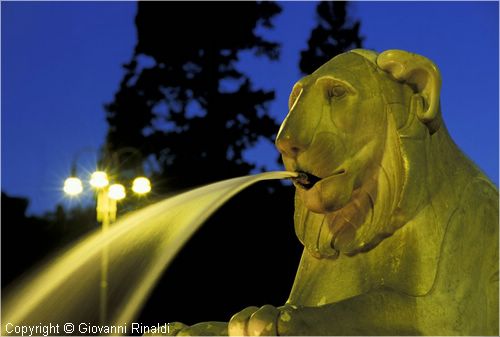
left=108, top=184, right=126, bottom=201
left=90, top=171, right=109, bottom=188
left=132, top=177, right=151, bottom=194
left=63, top=177, right=83, bottom=196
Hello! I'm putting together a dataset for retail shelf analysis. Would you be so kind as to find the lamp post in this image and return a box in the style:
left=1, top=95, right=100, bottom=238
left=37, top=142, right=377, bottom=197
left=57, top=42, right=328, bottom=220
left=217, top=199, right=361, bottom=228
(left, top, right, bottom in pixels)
left=63, top=158, right=151, bottom=324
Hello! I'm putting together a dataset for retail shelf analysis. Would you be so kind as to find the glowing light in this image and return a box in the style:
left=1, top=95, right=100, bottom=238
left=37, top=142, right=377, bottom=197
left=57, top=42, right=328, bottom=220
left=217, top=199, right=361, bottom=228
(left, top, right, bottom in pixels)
left=63, top=177, right=83, bottom=196
left=132, top=177, right=151, bottom=194
left=90, top=171, right=109, bottom=188
left=108, top=184, right=126, bottom=200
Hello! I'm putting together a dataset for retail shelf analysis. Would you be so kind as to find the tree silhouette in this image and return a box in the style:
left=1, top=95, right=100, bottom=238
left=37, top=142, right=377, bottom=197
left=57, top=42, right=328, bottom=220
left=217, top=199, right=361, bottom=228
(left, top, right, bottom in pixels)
left=300, top=1, right=363, bottom=74
left=106, top=2, right=282, bottom=190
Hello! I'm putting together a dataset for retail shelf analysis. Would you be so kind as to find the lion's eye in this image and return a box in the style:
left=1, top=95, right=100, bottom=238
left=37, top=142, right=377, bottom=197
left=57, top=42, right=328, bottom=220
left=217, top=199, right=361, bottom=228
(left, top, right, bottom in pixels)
left=328, top=85, right=347, bottom=99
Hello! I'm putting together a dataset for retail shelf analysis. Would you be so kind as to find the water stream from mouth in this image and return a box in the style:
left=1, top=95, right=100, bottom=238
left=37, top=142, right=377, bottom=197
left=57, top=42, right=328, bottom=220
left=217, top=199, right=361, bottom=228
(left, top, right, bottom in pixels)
left=2, top=171, right=297, bottom=331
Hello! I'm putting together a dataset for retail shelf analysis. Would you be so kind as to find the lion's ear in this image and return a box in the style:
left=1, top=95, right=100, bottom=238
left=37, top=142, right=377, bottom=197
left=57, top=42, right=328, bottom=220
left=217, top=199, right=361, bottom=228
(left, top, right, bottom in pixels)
left=376, top=50, right=442, bottom=134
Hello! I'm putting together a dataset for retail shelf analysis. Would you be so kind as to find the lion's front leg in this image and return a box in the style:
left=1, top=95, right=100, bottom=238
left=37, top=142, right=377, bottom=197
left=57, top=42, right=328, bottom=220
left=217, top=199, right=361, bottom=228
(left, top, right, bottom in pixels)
left=228, top=289, right=422, bottom=336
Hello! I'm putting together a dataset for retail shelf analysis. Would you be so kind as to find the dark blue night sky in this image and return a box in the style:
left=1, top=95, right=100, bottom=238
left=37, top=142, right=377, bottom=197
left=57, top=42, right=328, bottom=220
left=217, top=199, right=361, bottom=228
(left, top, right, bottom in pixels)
left=2, top=1, right=498, bottom=215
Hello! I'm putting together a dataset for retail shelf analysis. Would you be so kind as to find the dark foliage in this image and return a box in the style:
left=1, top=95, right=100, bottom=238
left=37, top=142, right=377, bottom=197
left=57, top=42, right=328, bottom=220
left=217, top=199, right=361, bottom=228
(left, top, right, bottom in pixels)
left=1, top=192, right=97, bottom=288
left=300, top=1, right=363, bottom=74
left=105, top=2, right=283, bottom=190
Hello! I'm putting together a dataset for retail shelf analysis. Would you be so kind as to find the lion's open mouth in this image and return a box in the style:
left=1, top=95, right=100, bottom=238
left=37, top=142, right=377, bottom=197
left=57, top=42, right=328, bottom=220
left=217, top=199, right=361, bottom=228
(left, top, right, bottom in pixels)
left=292, top=169, right=346, bottom=190
left=292, top=171, right=322, bottom=190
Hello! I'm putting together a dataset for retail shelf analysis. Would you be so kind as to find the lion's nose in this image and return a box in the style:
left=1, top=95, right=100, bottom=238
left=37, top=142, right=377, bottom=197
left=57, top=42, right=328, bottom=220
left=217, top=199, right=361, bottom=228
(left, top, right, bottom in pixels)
left=275, top=127, right=308, bottom=159
left=275, top=89, right=317, bottom=159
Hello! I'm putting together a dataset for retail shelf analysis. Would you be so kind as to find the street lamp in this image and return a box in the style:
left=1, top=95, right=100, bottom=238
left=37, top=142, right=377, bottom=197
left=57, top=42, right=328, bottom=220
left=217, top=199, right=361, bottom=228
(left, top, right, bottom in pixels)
left=63, top=165, right=151, bottom=324
left=63, top=171, right=151, bottom=207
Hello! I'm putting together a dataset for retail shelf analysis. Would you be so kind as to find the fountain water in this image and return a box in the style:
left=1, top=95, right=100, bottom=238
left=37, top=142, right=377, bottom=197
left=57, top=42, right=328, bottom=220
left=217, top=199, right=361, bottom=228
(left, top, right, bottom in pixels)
left=2, top=171, right=297, bottom=332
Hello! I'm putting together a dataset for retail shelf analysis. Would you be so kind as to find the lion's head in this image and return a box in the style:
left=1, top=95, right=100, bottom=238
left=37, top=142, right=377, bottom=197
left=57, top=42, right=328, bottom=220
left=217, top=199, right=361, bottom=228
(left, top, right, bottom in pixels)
left=276, top=49, right=443, bottom=258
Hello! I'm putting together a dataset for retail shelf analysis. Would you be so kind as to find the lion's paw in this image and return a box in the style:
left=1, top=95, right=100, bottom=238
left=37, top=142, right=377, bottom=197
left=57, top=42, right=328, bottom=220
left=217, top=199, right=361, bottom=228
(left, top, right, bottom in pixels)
left=228, top=305, right=284, bottom=336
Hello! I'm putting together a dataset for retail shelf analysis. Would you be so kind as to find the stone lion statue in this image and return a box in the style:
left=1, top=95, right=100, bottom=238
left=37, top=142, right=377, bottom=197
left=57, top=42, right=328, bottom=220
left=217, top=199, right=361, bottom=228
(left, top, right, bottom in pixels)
left=168, top=49, right=499, bottom=336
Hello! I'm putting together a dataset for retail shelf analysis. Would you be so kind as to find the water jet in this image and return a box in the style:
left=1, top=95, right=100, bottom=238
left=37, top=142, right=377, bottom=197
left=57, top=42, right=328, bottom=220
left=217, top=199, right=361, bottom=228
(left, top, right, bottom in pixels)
left=1, top=171, right=297, bottom=331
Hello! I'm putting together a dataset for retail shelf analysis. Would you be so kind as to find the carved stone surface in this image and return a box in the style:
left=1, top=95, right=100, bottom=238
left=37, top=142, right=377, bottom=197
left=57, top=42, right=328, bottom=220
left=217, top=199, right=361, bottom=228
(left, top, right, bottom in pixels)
left=169, top=49, right=499, bottom=336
